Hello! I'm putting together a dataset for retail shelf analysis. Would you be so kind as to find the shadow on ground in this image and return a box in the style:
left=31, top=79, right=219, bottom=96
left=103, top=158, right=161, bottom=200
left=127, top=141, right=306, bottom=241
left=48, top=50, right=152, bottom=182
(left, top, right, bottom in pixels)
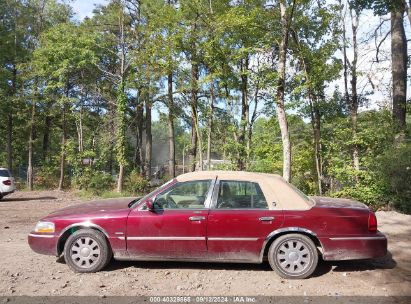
left=100, top=251, right=396, bottom=278
left=1, top=196, right=57, bottom=202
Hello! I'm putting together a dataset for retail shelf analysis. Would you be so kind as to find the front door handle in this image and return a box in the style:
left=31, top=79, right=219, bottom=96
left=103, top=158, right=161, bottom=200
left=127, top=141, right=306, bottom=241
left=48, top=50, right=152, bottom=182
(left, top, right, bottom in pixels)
left=189, top=216, right=206, bottom=221
left=259, top=216, right=275, bottom=221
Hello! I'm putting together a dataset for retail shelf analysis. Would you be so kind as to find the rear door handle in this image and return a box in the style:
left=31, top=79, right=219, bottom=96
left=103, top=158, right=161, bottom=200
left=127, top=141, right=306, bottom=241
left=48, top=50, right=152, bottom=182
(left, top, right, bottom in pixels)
left=259, top=216, right=275, bottom=221
left=189, top=216, right=206, bottom=221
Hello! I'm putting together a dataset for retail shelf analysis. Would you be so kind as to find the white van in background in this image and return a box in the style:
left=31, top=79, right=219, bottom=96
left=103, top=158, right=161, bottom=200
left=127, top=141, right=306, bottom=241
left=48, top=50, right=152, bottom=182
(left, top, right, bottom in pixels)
left=0, top=168, right=16, bottom=200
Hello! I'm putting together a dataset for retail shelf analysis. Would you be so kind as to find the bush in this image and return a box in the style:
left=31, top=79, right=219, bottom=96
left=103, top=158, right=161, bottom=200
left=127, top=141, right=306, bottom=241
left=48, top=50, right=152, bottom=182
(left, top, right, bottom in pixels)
left=125, top=170, right=149, bottom=195
left=34, top=163, right=61, bottom=189
left=331, top=184, right=385, bottom=210
left=73, top=169, right=114, bottom=195
left=374, top=143, right=411, bottom=214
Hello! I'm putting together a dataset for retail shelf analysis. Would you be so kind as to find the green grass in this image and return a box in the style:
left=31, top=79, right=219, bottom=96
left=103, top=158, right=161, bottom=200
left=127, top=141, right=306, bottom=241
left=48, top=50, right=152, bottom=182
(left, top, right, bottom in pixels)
left=77, top=189, right=137, bottom=200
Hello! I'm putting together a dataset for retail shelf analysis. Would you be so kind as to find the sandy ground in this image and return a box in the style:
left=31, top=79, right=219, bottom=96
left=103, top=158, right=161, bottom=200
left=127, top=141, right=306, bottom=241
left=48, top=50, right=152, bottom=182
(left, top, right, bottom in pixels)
left=0, top=190, right=410, bottom=297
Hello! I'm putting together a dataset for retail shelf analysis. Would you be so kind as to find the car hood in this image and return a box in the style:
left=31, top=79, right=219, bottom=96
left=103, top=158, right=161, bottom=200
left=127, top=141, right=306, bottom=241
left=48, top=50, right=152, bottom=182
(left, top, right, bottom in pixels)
left=310, top=196, right=368, bottom=209
left=45, top=197, right=136, bottom=218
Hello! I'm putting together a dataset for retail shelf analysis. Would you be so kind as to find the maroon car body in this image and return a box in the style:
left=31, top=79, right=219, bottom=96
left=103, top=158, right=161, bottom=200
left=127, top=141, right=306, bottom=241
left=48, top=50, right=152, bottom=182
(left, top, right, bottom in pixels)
left=28, top=171, right=387, bottom=279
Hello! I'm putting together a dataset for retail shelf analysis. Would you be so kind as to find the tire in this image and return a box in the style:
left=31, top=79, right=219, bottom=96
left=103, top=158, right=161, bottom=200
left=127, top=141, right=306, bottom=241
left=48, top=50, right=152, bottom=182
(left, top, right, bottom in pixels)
left=63, top=228, right=112, bottom=273
left=268, top=233, right=318, bottom=279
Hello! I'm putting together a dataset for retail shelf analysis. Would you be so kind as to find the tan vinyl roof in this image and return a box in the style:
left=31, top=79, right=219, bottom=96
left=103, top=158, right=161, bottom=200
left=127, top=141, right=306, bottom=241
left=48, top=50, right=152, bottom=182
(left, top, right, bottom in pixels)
left=176, top=171, right=314, bottom=210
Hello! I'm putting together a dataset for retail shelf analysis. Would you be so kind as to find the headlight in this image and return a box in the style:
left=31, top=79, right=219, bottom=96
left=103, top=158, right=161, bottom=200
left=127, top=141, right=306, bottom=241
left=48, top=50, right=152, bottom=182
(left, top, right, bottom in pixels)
left=34, top=221, right=55, bottom=233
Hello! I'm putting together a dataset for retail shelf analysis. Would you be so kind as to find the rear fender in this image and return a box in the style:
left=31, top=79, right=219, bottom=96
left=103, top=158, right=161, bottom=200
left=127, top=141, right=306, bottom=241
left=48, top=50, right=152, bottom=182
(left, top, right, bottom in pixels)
left=259, top=227, right=323, bottom=262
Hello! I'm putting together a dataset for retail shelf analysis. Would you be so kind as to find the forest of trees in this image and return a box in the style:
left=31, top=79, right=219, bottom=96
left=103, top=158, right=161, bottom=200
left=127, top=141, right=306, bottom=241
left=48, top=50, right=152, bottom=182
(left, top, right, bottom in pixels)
left=0, top=0, right=410, bottom=213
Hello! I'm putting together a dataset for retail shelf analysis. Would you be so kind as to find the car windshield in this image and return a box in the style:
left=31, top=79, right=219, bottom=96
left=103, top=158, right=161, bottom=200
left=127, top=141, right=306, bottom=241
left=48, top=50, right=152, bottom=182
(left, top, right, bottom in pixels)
left=0, top=170, right=10, bottom=177
left=128, top=179, right=175, bottom=208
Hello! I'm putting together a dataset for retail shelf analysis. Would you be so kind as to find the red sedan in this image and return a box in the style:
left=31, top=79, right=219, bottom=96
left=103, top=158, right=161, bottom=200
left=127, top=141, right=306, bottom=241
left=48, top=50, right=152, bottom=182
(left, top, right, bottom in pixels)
left=28, top=171, right=387, bottom=279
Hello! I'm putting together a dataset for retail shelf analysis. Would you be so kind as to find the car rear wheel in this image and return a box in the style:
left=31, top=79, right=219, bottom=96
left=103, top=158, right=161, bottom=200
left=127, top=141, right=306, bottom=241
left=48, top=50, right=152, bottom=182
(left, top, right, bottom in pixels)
left=63, top=229, right=112, bottom=273
left=268, top=233, right=318, bottom=279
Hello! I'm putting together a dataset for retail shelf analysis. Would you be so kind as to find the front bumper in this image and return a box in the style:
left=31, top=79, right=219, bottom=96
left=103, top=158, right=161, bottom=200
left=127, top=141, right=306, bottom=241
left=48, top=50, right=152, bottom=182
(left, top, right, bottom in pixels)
left=28, top=233, right=58, bottom=256
left=319, top=232, right=387, bottom=261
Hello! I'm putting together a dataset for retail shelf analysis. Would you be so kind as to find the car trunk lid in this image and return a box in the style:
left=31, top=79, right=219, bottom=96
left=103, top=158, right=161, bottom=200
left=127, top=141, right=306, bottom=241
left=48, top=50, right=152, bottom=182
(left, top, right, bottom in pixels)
left=310, top=196, right=369, bottom=210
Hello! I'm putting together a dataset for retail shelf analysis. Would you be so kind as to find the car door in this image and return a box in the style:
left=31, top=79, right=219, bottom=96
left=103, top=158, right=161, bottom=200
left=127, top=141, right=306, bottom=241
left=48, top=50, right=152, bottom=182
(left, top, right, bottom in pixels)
left=207, top=179, right=284, bottom=262
left=125, top=179, right=216, bottom=259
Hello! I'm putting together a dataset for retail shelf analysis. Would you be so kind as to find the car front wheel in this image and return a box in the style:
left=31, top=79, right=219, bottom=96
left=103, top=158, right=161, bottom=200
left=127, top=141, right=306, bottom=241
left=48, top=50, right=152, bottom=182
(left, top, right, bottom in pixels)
left=268, top=233, right=318, bottom=279
left=63, top=228, right=112, bottom=273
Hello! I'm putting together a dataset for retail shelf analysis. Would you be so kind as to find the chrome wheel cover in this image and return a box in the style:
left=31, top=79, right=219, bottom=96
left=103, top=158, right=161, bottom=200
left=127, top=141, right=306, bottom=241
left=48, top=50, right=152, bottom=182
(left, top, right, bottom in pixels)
left=276, top=239, right=311, bottom=275
left=70, top=237, right=101, bottom=269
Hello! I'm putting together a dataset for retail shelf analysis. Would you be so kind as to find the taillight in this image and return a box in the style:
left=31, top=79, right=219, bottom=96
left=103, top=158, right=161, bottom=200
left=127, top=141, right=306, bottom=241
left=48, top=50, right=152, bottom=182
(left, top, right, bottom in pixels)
left=368, top=211, right=377, bottom=232
left=2, top=180, right=12, bottom=186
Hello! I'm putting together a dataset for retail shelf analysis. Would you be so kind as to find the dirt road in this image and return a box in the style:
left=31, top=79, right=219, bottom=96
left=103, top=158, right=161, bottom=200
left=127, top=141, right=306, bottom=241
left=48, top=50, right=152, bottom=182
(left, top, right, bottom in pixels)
left=0, top=190, right=410, bottom=296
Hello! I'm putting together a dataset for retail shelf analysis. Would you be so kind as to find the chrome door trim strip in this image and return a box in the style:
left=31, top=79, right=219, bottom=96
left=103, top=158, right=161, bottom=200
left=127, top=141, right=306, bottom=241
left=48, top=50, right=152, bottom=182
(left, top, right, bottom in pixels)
left=329, top=236, right=386, bottom=241
left=29, top=233, right=55, bottom=238
left=207, top=237, right=259, bottom=241
left=114, top=255, right=260, bottom=264
left=120, top=236, right=206, bottom=241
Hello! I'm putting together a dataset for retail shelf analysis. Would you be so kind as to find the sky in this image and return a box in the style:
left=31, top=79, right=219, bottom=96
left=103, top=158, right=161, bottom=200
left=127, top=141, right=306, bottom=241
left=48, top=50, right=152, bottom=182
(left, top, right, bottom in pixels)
left=70, top=0, right=108, bottom=20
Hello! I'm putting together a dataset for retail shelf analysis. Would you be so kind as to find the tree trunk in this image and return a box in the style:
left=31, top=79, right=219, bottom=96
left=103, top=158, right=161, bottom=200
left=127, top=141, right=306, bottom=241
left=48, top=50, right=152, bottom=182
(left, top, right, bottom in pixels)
left=145, top=100, right=152, bottom=179
left=58, top=101, right=67, bottom=191
left=207, top=83, right=215, bottom=170
left=6, top=113, right=13, bottom=172
left=194, top=107, right=203, bottom=171
left=133, top=97, right=144, bottom=172
left=350, top=7, right=360, bottom=173
left=340, top=0, right=350, bottom=110
left=308, top=92, right=323, bottom=195
left=275, top=0, right=293, bottom=182
left=42, top=115, right=51, bottom=161
left=189, top=116, right=198, bottom=172
left=167, top=72, right=175, bottom=177
left=116, top=84, right=127, bottom=192
left=391, top=6, right=407, bottom=132
left=247, top=79, right=259, bottom=166
left=7, top=65, right=17, bottom=172
left=189, top=45, right=199, bottom=172
left=27, top=97, right=36, bottom=191
left=116, top=5, right=127, bottom=193
left=238, top=57, right=249, bottom=171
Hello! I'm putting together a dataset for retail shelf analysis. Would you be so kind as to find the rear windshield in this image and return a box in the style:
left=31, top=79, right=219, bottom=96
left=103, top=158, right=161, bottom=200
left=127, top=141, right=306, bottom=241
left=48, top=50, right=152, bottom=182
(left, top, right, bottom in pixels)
left=0, top=170, right=10, bottom=177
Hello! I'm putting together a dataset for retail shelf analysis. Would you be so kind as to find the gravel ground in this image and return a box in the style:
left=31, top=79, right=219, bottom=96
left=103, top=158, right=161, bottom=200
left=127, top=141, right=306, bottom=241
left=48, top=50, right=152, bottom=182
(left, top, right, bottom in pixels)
left=0, top=190, right=410, bottom=296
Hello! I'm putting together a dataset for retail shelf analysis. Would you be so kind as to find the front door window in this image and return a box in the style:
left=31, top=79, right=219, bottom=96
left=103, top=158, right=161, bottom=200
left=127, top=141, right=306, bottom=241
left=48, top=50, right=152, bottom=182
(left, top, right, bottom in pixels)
left=154, top=180, right=212, bottom=209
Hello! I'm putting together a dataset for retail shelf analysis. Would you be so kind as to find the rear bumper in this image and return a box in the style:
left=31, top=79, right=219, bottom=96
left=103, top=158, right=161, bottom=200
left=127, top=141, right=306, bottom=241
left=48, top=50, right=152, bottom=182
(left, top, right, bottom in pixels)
left=319, top=232, right=387, bottom=261
left=28, top=233, right=58, bottom=256
left=0, top=190, right=15, bottom=197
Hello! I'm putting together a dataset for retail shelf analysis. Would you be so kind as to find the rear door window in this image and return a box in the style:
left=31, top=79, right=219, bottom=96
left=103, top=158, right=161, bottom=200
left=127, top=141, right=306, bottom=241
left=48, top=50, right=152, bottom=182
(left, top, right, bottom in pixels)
left=217, top=180, right=268, bottom=209
left=0, top=170, right=10, bottom=177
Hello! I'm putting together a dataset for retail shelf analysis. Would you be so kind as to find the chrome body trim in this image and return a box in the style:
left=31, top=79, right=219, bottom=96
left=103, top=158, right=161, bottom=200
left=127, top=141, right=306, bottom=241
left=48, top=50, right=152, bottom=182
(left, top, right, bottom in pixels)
left=329, top=236, right=387, bottom=241
left=207, top=237, right=259, bottom=241
left=258, top=227, right=319, bottom=262
left=122, top=236, right=206, bottom=241
left=28, top=233, right=55, bottom=238
left=113, top=255, right=260, bottom=264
